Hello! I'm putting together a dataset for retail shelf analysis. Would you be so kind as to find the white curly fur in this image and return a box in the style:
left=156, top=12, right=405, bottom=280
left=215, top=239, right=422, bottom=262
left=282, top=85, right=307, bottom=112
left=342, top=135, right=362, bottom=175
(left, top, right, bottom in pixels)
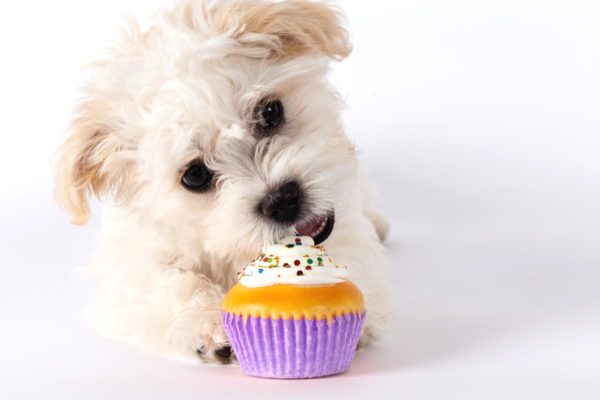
left=55, top=0, right=391, bottom=363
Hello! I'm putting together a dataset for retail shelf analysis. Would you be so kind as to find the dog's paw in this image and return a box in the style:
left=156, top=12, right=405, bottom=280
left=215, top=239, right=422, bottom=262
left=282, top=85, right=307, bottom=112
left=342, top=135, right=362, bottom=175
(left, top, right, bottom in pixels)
left=356, top=324, right=380, bottom=350
left=196, top=342, right=236, bottom=364
left=192, top=318, right=236, bottom=364
left=214, top=344, right=232, bottom=360
left=356, top=334, right=374, bottom=351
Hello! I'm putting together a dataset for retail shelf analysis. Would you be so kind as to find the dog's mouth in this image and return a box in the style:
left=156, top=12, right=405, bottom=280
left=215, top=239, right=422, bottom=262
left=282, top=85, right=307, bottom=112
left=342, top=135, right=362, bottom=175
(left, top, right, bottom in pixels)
left=294, top=212, right=335, bottom=245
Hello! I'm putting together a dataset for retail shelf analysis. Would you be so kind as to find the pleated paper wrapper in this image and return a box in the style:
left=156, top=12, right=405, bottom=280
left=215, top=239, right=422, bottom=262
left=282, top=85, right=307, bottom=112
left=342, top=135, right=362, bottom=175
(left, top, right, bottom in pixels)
left=222, top=311, right=365, bottom=379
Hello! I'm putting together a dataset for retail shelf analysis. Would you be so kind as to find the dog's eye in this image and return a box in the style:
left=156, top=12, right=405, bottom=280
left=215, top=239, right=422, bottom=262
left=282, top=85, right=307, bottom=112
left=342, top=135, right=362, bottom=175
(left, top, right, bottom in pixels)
left=254, top=99, right=283, bottom=136
left=181, top=163, right=214, bottom=192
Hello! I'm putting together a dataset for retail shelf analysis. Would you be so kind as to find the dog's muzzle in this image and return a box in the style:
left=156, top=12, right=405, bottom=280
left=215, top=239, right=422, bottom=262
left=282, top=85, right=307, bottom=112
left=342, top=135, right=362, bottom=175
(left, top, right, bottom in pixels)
left=294, top=212, right=335, bottom=245
left=258, top=181, right=302, bottom=223
left=258, top=181, right=335, bottom=244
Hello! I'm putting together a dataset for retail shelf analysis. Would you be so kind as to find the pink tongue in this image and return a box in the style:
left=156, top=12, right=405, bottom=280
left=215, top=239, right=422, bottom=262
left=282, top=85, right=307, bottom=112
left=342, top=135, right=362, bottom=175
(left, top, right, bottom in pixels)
left=294, top=214, right=327, bottom=238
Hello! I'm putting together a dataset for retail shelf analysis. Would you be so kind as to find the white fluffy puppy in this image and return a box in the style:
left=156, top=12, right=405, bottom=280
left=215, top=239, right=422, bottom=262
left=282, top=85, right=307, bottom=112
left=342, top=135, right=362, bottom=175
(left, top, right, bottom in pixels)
left=56, top=0, right=391, bottom=363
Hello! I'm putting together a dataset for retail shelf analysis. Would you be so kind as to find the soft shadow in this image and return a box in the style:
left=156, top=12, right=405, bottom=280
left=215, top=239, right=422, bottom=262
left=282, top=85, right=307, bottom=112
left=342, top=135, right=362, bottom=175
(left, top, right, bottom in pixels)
left=345, top=312, right=516, bottom=376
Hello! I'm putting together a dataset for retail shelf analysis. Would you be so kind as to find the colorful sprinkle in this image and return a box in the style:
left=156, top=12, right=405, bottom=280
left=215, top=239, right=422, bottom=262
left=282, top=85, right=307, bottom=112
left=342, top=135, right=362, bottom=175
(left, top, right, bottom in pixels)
left=240, top=236, right=346, bottom=282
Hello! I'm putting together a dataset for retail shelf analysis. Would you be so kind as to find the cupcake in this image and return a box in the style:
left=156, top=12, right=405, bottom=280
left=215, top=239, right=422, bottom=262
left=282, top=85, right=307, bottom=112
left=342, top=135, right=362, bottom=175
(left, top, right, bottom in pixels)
left=222, top=235, right=365, bottom=379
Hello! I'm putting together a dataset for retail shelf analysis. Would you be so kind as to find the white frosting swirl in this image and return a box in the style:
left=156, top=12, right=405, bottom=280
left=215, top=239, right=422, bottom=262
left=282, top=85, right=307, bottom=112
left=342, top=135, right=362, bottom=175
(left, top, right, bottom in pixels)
left=238, top=235, right=348, bottom=287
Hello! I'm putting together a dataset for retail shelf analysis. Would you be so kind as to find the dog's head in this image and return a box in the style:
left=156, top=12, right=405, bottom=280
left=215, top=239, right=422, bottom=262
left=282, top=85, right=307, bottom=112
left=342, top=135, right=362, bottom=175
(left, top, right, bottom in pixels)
left=56, top=0, right=358, bottom=257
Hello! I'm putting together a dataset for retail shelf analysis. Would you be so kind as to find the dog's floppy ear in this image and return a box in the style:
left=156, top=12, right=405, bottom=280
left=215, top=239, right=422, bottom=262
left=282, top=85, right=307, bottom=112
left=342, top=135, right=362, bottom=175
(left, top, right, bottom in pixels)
left=218, top=0, right=352, bottom=60
left=55, top=100, right=130, bottom=225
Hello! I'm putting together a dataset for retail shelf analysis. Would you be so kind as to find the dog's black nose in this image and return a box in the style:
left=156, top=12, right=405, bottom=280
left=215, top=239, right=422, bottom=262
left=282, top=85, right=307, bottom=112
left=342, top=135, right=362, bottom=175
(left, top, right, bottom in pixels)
left=259, top=181, right=302, bottom=223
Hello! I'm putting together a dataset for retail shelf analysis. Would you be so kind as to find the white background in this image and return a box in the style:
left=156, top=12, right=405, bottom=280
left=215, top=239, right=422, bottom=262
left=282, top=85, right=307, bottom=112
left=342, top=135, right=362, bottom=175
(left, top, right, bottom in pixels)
left=1, top=0, right=599, bottom=398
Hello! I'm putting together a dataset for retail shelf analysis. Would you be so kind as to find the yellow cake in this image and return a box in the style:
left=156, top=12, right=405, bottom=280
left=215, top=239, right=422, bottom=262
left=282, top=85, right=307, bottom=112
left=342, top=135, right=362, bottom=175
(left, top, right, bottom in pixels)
left=223, top=280, right=364, bottom=323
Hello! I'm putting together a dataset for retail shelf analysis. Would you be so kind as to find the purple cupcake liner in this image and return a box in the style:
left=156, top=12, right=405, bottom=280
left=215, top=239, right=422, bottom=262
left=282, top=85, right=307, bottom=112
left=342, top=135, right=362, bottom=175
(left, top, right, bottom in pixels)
left=222, top=311, right=365, bottom=379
